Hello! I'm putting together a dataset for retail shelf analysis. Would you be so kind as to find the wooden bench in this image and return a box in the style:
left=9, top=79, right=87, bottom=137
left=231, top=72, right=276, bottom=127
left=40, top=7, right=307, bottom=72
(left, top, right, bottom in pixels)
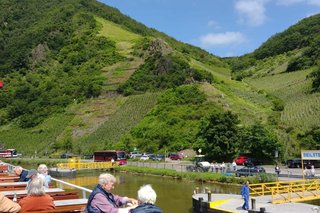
left=1, top=188, right=64, bottom=196
left=0, top=182, right=27, bottom=191
left=0, top=173, right=18, bottom=177
left=6, top=191, right=79, bottom=202
left=26, top=198, right=88, bottom=213
left=0, top=176, right=19, bottom=182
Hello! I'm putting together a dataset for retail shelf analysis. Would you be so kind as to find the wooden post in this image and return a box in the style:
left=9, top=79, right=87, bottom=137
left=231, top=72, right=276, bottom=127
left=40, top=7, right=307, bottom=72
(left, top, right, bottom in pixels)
left=207, top=190, right=212, bottom=202
left=199, top=197, right=203, bottom=213
left=251, top=197, right=256, bottom=210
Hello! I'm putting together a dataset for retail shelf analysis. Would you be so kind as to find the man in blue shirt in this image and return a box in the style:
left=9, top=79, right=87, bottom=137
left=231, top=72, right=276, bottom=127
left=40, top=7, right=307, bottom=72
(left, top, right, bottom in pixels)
left=241, top=180, right=250, bottom=210
left=14, top=166, right=29, bottom=182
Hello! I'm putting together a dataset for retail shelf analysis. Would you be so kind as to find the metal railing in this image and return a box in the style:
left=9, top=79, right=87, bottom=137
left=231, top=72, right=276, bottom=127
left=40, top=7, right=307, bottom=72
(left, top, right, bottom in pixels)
left=56, top=157, right=117, bottom=170
left=3, top=162, right=92, bottom=199
left=250, top=179, right=320, bottom=204
left=51, top=177, right=92, bottom=199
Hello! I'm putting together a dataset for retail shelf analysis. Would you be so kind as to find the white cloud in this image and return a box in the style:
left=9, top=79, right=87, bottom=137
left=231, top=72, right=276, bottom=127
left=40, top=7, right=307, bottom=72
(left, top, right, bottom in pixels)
left=207, top=20, right=219, bottom=28
left=199, top=32, right=246, bottom=47
left=276, top=0, right=304, bottom=5
left=235, top=0, right=268, bottom=26
left=276, top=0, right=320, bottom=5
left=307, top=0, right=320, bottom=6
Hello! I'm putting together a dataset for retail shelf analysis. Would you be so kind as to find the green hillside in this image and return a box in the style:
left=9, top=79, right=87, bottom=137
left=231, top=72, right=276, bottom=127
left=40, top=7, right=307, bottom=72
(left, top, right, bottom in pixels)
left=0, top=0, right=319, bottom=161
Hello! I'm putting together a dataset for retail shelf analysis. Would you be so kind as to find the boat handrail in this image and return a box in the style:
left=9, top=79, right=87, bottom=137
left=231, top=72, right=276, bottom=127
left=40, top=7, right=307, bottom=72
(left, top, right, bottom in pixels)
left=51, top=177, right=92, bottom=199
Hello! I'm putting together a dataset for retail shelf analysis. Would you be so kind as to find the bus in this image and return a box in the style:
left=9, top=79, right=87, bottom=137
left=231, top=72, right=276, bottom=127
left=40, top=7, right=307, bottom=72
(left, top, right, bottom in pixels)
left=0, top=149, right=17, bottom=158
left=93, top=150, right=127, bottom=165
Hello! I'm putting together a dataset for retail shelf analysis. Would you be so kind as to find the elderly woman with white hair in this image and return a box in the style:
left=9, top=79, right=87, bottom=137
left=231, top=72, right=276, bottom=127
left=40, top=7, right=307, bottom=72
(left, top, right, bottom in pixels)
left=19, top=177, right=55, bottom=212
left=86, top=173, right=138, bottom=213
left=129, top=185, right=163, bottom=213
left=37, top=164, right=51, bottom=188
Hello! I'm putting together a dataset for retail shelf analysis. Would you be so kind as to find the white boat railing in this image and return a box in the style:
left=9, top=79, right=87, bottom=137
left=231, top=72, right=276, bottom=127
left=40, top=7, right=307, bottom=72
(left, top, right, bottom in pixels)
left=51, top=177, right=92, bottom=199
left=4, top=162, right=92, bottom=199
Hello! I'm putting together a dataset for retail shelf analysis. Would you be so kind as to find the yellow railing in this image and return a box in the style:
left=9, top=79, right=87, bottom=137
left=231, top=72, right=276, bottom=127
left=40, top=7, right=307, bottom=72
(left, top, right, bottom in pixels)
left=250, top=179, right=320, bottom=204
left=57, top=157, right=118, bottom=170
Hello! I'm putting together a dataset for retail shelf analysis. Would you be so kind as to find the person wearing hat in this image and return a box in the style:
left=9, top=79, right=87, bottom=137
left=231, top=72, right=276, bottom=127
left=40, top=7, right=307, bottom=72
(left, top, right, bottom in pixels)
left=25, top=169, right=38, bottom=190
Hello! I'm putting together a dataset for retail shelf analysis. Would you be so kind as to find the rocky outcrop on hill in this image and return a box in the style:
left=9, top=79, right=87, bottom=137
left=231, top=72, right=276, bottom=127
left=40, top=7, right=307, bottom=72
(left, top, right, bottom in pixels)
left=145, top=38, right=172, bottom=57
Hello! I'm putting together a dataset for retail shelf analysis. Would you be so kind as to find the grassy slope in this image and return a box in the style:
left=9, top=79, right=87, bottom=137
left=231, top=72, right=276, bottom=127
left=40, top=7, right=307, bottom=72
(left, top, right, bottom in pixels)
left=0, top=114, right=73, bottom=156
left=76, top=92, right=161, bottom=153
left=61, top=16, right=159, bottom=153
left=246, top=69, right=320, bottom=130
left=190, top=59, right=273, bottom=125
left=243, top=52, right=320, bottom=157
left=0, top=16, right=156, bottom=157
left=2, top=12, right=316, bottom=159
left=96, top=16, right=141, bottom=56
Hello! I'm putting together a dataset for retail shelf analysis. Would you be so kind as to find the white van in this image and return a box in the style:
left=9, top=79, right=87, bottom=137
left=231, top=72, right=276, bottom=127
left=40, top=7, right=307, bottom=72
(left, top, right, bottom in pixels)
left=130, top=151, right=142, bottom=159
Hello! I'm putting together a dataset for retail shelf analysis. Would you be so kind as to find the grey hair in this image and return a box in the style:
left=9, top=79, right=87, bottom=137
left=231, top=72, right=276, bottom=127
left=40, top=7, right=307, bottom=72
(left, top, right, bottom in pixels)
left=28, top=177, right=45, bottom=195
left=98, top=173, right=116, bottom=185
left=37, top=164, right=48, bottom=174
left=137, top=184, right=157, bottom=204
left=14, top=166, right=23, bottom=175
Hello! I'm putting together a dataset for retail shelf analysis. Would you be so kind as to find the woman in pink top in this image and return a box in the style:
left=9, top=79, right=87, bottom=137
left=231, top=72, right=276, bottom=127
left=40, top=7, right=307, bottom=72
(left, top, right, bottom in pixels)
left=86, top=173, right=138, bottom=213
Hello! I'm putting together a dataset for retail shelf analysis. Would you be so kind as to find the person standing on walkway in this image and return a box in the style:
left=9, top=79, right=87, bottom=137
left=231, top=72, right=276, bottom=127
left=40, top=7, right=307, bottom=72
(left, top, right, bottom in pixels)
left=311, top=165, right=316, bottom=177
left=241, top=180, right=250, bottom=210
left=275, top=165, right=281, bottom=176
left=232, top=161, right=237, bottom=171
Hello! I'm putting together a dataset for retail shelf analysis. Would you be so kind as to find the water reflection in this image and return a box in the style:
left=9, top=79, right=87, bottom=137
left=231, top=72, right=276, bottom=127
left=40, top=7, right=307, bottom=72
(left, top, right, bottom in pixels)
left=59, top=171, right=241, bottom=213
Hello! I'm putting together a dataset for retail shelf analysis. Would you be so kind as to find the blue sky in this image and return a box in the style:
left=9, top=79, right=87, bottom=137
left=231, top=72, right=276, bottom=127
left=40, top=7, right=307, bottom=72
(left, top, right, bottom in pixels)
left=99, top=0, right=320, bottom=57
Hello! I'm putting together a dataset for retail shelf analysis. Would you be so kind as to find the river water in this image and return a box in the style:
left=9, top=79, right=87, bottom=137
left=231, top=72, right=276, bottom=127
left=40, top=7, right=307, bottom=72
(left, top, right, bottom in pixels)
left=59, top=171, right=241, bottom=213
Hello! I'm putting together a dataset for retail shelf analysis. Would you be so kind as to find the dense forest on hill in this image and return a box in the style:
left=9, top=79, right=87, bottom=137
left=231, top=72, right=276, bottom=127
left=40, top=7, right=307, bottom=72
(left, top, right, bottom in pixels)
left=0, top=0, right=319, bottom=161
left=0, top=0, right=123, bottom=127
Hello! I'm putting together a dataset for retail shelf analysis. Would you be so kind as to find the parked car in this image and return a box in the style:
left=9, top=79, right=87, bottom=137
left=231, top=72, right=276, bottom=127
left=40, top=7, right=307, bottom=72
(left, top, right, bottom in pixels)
left=130, top=151, right=142, bottom=159
left=83, top=154, right=93, bottom=159
left=140, top=153, right=155, bottom=161
left=140, top=154, right=150, bottom=161
left=151, top=154, right=165, bottom=161
left=169, top=153, right=183, bottom=160
left=286, top=158, right=302, bottom=168
left=60, top=153, right=76, bottom=159
left=307, top=160, right=320, bottom=168
left=235, top=166, right=266, bottom=177
left=286, top=159, right=320, bottom=169
left=234, top=155, right=249, bottom=165
left=244, top=158, right=263, bottom=167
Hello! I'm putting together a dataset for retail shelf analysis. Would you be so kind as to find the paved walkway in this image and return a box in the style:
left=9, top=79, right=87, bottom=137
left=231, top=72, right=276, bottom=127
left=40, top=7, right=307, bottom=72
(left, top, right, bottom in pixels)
left=193, top=193, right=319, bottom=213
